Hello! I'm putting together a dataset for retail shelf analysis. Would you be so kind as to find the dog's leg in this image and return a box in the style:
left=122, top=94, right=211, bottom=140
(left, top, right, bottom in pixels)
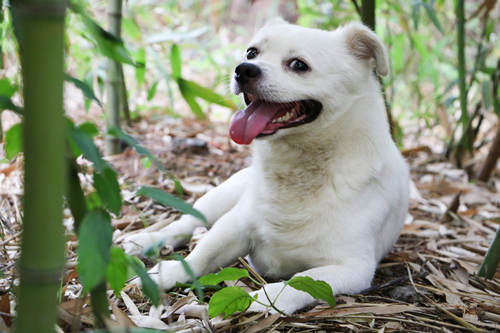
left=145, top=207, right=250, bottom=289
left=121, top=168, right=250, bottom=255
left=248, top=258, right=376, bottom=315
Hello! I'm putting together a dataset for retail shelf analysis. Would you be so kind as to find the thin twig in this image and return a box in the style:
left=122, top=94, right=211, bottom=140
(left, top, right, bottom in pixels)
left=350, top=0, right=361, bottom=16
left=239, top=257, right=267, bottom=285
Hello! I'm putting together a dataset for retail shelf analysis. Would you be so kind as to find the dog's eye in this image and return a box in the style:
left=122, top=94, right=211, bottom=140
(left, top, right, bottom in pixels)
left=289, top=59, right=309, bottom=72
left=246, top=47, right=258, bottom=60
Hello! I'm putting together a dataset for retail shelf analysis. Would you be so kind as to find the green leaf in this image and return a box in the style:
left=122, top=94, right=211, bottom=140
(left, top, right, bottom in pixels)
left=422, top=1, right=443, bottom=33
left=69, top=125, right=107, bottom=172
left=0, top=78, right=17, bottom=97
left=178, top=78, right=235, bottom=108
left=287, top=276, right=335, bottom=308
left=179, top=87, right=205, bottom=119
left=77, top=209, right=113, bottom=293
left=126, top=255, right=160, bottom=306
left=64, top=73, right=102, bottom=107
left=199, top=268, right=249, bottom=286
left=411, top=1, right=421, bottom=30
left=208, top=286, right=254, bottom=318
left=138, top=186, right=206, bottom=224
left=5, top=123, right=23, bottom=159
left=93, top=166, right=122, bottom=215
left=107, top=127, right=183, bottom=195
left=482, top=80, right=492, bottom=109
left=147, top=81, right=159, bottom=101
left=106, top=246, right=129, bottom=297
left=170, top=44, right=182, bottom=79
left=122, top=16, right=141, bottom=40
left=172, top=254, right=203, bottom=300
left=70, top=3, right=139, bottom=67
left=78, top=122, right=99, bottom=138
left=0, top=95, right=23, bottom=114
left=134, top=48, right=146, bottom=86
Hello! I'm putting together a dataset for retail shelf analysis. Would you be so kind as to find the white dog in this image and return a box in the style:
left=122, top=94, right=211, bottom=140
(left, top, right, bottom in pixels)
left=122, top=18, right=409, bottom=315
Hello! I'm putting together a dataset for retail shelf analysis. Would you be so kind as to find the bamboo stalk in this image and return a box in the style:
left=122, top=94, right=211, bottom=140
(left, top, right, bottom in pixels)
left=358, top=0, right=394, bottom=140
left=456, top=0, right=470, bottom=152
left=11, top=1, right=67, bottom=333
left=0, top=6, right=4, bottom=141
left=361, top=0, right=375, bottom=31
left=119, top=65, right=131, bottom=126
left=105, top=0, right=124, bottom=155
left=478, top=59, right=500, bottom=182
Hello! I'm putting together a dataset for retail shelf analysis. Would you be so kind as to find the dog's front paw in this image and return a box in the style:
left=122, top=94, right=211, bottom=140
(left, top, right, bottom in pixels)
left=120, top=231, right=171, bottom=256
left=148, top=260, right=190, bottom=290
left=247, top=282, right=314, bottom=315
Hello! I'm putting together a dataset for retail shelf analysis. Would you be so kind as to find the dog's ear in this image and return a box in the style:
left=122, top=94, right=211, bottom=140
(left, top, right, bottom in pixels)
left=343, top=23, right=389, bottom=76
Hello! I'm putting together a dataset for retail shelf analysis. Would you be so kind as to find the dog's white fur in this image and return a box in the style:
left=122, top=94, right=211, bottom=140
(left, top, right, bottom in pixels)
left=122, top=19, right=409, bottom=314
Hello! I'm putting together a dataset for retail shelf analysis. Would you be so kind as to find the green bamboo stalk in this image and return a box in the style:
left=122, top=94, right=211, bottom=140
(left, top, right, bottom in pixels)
left=119, top=65, right=131, bottom=126
left=478, top=228, right=500, bottom=279
left=456, top=0, right=471, bottom=152
left=0, top=5, right=4, bottom=69
left=105, top=0, right=124, bottom=155
left=361, top=0, right=375, bottom=31
left=0, top=6, right=4, bottom=141
left=478, top=59, right=500, bottom=182
left=11, top=1, right=67, bottom=333
left=359, top=0, right=394, bottom=139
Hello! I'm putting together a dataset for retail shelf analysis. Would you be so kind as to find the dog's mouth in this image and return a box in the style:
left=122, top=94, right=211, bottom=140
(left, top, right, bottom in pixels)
left=229, top=93, right=322, bottom=145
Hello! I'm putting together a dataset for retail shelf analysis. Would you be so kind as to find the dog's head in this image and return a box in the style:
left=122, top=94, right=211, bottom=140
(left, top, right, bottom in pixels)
left=229, top=18, right=388, bottom=145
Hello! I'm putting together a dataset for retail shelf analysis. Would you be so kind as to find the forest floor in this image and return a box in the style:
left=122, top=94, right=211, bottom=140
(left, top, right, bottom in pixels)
left=0, top=109, right=500, bottom=332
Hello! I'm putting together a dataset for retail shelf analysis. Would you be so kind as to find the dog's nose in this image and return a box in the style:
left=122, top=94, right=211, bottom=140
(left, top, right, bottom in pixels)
left=234, top=63, right=261, bottom=84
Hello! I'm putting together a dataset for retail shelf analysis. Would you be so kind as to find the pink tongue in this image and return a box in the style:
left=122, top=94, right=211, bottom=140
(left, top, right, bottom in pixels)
left=229, top=101, right=280, bottom=145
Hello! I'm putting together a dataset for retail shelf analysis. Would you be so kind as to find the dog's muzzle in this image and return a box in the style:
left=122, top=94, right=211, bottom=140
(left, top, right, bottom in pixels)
left=234, top=62, right=261, bottom=86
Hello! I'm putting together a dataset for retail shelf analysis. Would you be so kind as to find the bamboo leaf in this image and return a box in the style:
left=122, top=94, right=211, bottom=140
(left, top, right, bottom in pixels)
left=134, top=48, right=146, bottom=86
left=422, top=1, right=443, bottom=33
left=199, top=268, right=250, bottom=286
left=126, top=255, right=160, bottom=306
left=93, top=166, right=122, bottom=216
left=105, top=246, right=129, bottom=297
left=147, top=81, right=159, bottom=101
left=78, top=122, right=99, bottom=138
left=170, top=44, right=182, bottom=79
left=411, top=0, right=421, bottom=30
left=171, top=253, right=203, bottom=300
left=287, top=276, right=336, bottom=308
left=478, top=229, right=500, bottom=279
left=0, top=78, right=17, bottom=97
left=77, top=209, right=113, bottom=293
left=70, top=3, right=140, bottom=67
left=69, top=125, right=107, bottom=172
left=0, top=95, right=23, bottom=114
left=482, top=80, right=492, bottom=109
left=179, top=86, right=205, bottom=118
left=64, top=73, right=102, bottom=107
left=137, top=186, right=206, bottom=223
left=179, top=78, right=235, bottom=108
left=107, top=126, right=183, bottom=194
left=208, top=286, right=253, bottom=318
left=4, top=123, right=23, bottom=159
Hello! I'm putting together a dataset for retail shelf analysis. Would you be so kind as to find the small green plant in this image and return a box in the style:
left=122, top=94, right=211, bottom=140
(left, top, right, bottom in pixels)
left=177, top=267, right=337, bottom=318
